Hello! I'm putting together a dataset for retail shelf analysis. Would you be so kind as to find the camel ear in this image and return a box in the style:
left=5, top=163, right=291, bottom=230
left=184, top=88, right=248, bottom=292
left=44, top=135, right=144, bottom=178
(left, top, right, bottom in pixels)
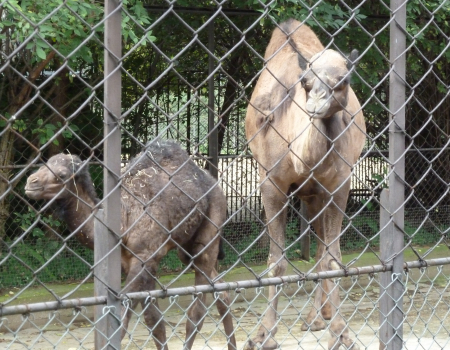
left=347, top=49, right=359, bottom=70
left=298, top=53, right=308, bottom=71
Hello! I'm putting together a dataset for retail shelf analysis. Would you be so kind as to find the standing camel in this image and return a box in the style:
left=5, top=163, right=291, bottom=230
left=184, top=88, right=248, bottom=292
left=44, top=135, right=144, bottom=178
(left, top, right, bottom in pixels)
left=25, top=140, right=236, bottom=350
left=245, top=19, right=366, bottom=350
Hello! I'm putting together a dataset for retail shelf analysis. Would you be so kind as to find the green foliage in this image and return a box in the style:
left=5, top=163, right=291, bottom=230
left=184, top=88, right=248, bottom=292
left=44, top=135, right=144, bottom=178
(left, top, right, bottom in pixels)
left=285, top=219, right=315, bottom=259
left=3, top=206, right=92, bottom=288
left=370, top=169, right=388, bottom=189
left=362, top=167, right=388, bottom=211
left=1, top=0, right=102, bottom=64
left=250, top=0, right=367, bottom=30
left=0, top=0, right=153, bottom=66
left=122, top=0, right=156, bottom=46
left=31, top=119, right=80, bottom=146
left=342, top=214, right=380, bottom=251
left=159, top=215, right=445, bottom=273
left=0, top=238, right=93, bottom=288
left=0, top=199, right=93, bottom=288
left=159, top=250, right=184, bottom=273
left=14, top=208, right=62, bottom=238
left=404, top=222, right=444, bottom=246
left=221, top=222, right=268, bottom=266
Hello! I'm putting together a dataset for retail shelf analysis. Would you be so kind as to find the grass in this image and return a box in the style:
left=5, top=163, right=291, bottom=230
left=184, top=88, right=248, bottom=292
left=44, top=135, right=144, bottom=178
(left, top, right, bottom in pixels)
left=1, top=244, right=448, bottom=305
left=1, top=214, right=447, bottom=289
left=0, top=237, right=93, bottom=289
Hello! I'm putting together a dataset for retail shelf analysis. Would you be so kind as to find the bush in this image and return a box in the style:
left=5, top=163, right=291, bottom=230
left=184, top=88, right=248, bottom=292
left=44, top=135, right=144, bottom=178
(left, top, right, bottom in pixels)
left=0, top=238, right=93, bottom=288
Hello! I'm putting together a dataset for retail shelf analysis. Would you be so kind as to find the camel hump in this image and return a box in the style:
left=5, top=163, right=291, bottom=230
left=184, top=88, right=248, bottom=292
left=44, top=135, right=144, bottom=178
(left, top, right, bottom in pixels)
left=265, top=19, right=324, bottom=61
left=125, top=139, right=190, bottom=175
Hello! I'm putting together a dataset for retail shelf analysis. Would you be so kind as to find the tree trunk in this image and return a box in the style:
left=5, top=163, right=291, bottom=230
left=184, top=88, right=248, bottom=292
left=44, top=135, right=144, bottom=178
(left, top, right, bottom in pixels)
left=218, top=55, right=243, bottom=153
left=0, top=127, right=15, bottom=239
left=0, top=50, right=56, bottom=238
left=48, top=67, right=69, bottom=156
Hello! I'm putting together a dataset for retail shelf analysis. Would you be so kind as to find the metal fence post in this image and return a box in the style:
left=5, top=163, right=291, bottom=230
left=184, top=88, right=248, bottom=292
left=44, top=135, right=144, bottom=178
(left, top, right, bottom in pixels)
left=378, top=1, right=407, bottom=349
left=94, top=209, right=108, bottom=348
left=102, top=0, right=123, bottom=349
left=208, top=19, right=218, bottom=179
left=378, top=189, right=394, bottom=350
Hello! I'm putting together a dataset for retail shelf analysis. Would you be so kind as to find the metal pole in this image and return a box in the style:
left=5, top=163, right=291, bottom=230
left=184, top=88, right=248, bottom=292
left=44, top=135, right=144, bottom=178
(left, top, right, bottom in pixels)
left=379, top=189, right=393, bottom=350
left=208, top=20, right=218, bottom=179
left=123, top=263, right=394, bottom=300
left=380, top=1, right=407, bottom=349
left=102, top=0, right=122, bottom=348
left=94, top=209, right=111, bottom=348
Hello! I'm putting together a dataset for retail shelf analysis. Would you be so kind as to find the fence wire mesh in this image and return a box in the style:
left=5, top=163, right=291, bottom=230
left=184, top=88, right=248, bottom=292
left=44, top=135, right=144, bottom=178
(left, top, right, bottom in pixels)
left=1, top=0, right=450, bottom=349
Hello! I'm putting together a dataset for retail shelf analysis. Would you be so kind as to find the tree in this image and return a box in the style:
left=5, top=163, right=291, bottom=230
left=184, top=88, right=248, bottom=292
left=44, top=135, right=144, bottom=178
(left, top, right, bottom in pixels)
left=0, top=0, right=152, bottom=238
left=2, top=0, right=449, bottom=240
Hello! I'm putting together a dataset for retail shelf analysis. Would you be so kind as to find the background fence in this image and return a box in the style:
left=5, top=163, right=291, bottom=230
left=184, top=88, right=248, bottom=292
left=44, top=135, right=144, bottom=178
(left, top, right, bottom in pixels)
left=1, top=0, right=450, bottom=349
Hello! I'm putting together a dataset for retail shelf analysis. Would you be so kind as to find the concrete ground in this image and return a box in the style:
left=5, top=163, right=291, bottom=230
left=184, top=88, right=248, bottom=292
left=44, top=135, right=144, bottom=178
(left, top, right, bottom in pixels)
left=1, top=248, right=449, bottom=349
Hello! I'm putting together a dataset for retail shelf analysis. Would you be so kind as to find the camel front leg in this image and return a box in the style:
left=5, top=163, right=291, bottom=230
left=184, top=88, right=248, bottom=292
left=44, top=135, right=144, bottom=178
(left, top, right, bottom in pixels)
left=325, top=242, right=359, bottom=350
left=325, top=196, right=360, bottom=350
left=304, top=191, right=359, bottom=350
left=301, top=197, right=329, bottom=332
left=246, top=178, right=289, bottom=350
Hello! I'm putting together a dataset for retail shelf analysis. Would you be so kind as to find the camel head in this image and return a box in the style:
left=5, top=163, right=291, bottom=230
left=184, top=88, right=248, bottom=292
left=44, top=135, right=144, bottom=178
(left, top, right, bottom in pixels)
left=299, top=49, right=358, bottom=119
left=25, top=153, right=85, bottom=201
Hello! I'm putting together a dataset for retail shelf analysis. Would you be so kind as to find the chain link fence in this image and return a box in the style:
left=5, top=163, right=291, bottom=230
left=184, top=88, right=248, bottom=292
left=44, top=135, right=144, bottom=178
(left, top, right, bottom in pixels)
left=1, top=0, right=449, bottom=349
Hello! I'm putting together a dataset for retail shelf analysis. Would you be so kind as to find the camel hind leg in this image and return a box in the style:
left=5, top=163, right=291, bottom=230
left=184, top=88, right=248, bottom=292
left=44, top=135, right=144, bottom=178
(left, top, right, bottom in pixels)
left=183, top=221, right=237, bottom=350
left=122, top=257, right=168, bottom=350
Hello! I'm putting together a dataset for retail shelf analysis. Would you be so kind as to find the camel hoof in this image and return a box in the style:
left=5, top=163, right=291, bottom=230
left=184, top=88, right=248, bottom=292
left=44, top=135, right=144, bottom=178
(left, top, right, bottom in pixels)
left=328, top=336, right=360, bottom=350
left=245, top=338, right=278, bottom=350
left=301, top=319, right=326, bottom=331
left=245, top=327, right=279, bottom=350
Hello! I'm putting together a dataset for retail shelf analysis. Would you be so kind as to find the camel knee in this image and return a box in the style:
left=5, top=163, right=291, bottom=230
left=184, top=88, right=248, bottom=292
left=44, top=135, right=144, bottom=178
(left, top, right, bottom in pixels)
left=214, top=291, right=231, bottom=315
left=188, top=295, right=207, bottom=321
left=267, top=255, right=287, bottom=278
left=142, top=301, right=164, bottom=327
left=321, top=302, right=332, bottom=320
left=329, top=259, right=341, bottom=270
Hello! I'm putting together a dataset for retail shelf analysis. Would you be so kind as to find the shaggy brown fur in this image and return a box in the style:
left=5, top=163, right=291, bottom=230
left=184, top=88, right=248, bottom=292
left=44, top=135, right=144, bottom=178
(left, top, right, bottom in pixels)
left=25, top=140, right=236, bottom=350
left=245, top=19, right=366, bottom=350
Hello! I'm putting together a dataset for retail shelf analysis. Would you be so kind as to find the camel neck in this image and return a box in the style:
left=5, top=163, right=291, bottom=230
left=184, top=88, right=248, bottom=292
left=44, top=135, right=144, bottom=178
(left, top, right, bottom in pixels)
left=312, top=113, right=342, bottom=140
left=54, top=190, right=97, bottom=250
left=290, top=113, right=346, bottom=175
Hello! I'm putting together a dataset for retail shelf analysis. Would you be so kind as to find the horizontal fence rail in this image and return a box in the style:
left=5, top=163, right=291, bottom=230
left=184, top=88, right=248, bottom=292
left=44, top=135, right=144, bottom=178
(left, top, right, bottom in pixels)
left=2, top=257, right=449, bottom=317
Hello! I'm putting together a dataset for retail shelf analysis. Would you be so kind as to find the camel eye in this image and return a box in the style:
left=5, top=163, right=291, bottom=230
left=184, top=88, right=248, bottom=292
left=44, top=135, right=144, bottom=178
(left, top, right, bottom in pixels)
left=334, top=77, right=349, bottom=90
left=301, top=77, right=312, bottom=91
left=58, top=171, right=69, bottom=181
